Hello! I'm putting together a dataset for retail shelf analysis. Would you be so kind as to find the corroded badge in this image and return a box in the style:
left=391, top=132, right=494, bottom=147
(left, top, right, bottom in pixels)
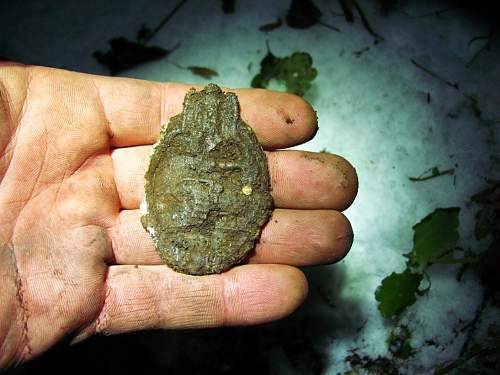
left=141, top=84, right=273, bottom=275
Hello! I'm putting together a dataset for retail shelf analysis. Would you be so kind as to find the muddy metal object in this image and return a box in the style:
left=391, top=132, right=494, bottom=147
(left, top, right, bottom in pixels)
left=141, top=84, right=273, bottom=275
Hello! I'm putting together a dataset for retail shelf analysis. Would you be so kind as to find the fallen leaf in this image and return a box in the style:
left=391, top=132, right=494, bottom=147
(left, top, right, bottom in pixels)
left=375, top=269, right=423, bottom=318
left=286, top=0, right=322, bottom=28
left=409, top=207, right=460, bottom=267
left=93, top=37, right=172, bottom=75
left=251, top=49, right=317, bottom=96
left=187, top=66, right=219, bottom=79
left=287, top=0, right=340, bottom=31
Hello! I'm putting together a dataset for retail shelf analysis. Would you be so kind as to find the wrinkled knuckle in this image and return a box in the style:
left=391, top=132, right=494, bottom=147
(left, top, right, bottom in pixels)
left=0, top=65, right=30, bottom=124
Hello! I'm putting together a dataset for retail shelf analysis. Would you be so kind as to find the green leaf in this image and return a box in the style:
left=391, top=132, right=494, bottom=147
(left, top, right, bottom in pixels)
left=187, top=66, right=219, bottom=79
left=251, top=50, right=280, bottom=88
left=375, top=269, right=423, bottom=318
left=410, top=207, right=460, bottom=267
left=278, top=52, right=317, bottom=96
left=251, top=50, right=317, bottom=96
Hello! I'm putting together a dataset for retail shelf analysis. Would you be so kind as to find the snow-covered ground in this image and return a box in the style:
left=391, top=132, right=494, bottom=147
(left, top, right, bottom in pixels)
left=2, top=0, right=499, bottom=373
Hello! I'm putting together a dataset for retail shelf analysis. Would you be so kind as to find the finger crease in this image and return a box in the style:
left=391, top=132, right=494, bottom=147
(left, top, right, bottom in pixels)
left=8, top=244, right=32, bottom=362
left=92, top=79, right=113, bottom=141
left=106, top=225, right=118, bottom=265
left=219, top=275, right=230, bottom=326
left=160, top=83, right=167, bottom=126
left=93, top=267, right=112, bottom=335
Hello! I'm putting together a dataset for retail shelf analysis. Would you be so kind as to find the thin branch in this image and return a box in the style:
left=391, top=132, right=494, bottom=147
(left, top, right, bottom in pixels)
left=434, top=347, right=491, bottom=375
left=403, top=7, right=455, bottom=18
left=411, top=59, right=459, bottom=90
left=318, top=21, right=341, bottom=32
left=338, top=0, right=354, bottom=22
left=467, top=34, right=491, bottom=48
left=466, top=31, right=494, bottom=68
left=352, top=0, right=384, bottom=41
left=143, top=0, right=188, bottom=44
left=429, top=257, right=479, bottom=265
left=459, top=290, right=488, bottom=355
left=409, top=167, right=455, bottom=182
left=353, top=46, right=370, bottom=58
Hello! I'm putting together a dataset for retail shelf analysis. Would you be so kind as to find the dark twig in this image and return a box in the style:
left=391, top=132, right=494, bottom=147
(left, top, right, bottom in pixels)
left=434, top=347, right=491, bottom=375
left=411, top=59, right=459, bottom=90
left=409, top=167, right=455, bottom=182
left=468, top=33, right=492, bottom=48
left=409, top=8, right=455, bottom=18
left=338, top=0, right=354, bottom=22
left=316, top=286, right=336, bottom=309
left=456, top=264, right=468, bottom=281
left=318, top=21, right=341, bottom=32
left=351, top=0, right=384, bottom=41
left=466, top=31, right=494, bottom=68
left=259, top=18, right=283, bottom=32
left=356, top=319, right=368, bottom=334
left=457, top=290, right=488, bottom=358
left=353, top=46, right=370, bottom=58
left=143, top=0, right=188, bottom=44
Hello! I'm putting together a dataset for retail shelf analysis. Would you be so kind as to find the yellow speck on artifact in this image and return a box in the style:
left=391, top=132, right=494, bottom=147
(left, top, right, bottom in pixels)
left=242, top=185, right=253, bottom=195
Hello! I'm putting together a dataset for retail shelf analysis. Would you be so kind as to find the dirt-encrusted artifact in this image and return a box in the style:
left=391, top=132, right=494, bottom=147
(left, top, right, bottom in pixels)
left=141, top=84, right=273, bottom=275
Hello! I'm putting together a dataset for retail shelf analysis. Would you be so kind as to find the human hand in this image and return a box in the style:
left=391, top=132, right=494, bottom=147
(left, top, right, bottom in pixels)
left=0, top=65, right=357, bottom=368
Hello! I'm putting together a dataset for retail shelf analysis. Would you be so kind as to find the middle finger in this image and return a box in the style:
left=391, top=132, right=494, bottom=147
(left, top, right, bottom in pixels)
left=111, top=147, right=357, bottom=210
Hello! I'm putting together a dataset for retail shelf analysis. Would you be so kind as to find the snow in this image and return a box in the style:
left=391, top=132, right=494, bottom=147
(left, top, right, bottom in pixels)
left=2, top=0, right=498, bottom=373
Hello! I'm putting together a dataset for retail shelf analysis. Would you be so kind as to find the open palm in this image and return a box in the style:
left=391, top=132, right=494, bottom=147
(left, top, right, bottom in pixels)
left=0, top=65, right=357, bottom=368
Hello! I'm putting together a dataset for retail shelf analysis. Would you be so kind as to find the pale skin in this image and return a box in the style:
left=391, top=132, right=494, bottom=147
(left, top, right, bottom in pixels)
left=0, top=64, right=358, bottom=368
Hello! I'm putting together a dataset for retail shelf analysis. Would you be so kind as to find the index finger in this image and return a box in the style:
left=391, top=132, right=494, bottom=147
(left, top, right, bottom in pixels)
left=93, top=78, right=318, bottom=149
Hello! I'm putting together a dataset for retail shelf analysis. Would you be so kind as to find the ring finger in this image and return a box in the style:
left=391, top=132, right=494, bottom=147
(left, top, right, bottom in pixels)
left=109, top=208, right=353, bottom=266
